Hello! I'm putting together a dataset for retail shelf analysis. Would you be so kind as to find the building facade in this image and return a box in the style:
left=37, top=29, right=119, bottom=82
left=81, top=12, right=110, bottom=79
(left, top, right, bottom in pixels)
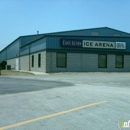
left=1, top=27, right=130, bottom=73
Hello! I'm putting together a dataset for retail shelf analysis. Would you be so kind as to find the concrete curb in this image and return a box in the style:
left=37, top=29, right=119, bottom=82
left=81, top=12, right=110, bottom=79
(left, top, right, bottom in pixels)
left=13, top=70, right=49, bottom=75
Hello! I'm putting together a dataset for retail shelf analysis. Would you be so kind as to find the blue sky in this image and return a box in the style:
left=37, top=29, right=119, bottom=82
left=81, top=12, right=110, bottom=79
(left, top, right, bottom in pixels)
left=0, top=0, right=130, bottom=50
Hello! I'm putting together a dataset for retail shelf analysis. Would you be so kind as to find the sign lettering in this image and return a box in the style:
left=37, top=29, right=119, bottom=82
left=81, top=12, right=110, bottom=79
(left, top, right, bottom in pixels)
left=61, top=39, right=126, bottom=49
left=61, top=39, right=82, bottom=47
left=83, top=40, right=115, bottom=49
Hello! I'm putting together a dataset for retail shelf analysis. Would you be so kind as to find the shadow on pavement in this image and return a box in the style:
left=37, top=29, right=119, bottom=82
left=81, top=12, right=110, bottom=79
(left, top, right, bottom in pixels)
left=0, top=77, right=74, bottom=95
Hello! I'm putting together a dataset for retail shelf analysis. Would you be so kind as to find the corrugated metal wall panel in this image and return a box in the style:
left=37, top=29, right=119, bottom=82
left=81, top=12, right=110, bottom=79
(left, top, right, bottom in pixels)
left=20, top=38, right=46, bottom=55
left=0, top=50, right=6, bottom=62
left=20, top=34, right=44, bottom=47
left=20, top=45, right=29, bottom=56
left=30, top=38, right=46, bottom=53
left=46, top=36, right=130, bottom=53
left=7, top=40, right=20, bottom=59
left=49, top=28, right=130, bottom=37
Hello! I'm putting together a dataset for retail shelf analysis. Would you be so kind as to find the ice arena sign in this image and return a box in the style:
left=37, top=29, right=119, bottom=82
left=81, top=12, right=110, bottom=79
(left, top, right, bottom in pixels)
left=61, top=39, right=126, bottom=49
left=83, top=40, right=126, bottom=49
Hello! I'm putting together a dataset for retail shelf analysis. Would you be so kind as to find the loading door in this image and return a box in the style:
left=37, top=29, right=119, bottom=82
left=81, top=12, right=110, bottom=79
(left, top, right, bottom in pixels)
left=15, top=58, right=19, bottom=70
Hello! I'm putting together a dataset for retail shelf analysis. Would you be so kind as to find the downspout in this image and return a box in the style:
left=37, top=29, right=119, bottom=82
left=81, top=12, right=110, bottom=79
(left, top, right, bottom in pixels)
left=29, top=44, right=30, bottom=71
left=19, top=40, right=20, bottom=70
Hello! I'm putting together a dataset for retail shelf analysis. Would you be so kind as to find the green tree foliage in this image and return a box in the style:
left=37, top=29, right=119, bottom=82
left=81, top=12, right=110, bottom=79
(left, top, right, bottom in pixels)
left=0, top=66, right=2, bottom=75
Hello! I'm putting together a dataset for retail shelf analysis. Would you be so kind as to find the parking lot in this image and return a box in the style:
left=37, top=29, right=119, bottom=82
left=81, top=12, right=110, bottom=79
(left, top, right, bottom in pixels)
left=0, top=72, right=130, bottom=130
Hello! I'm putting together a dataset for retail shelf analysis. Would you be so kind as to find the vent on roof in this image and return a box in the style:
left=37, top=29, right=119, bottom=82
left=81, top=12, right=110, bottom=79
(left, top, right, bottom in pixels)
left=37, top=31, right=39, bottom=34
left=113, top=34, right=120, bottom=36
left=91, top=32, right=100, bottom=36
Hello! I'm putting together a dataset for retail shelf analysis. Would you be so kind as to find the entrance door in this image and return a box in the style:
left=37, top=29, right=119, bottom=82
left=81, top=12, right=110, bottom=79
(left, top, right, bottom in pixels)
left=15, top=58, right=19, bottom=70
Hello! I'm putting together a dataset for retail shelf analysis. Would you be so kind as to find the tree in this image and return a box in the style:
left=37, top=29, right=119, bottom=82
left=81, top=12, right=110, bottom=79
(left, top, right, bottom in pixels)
left=0, top=66, right=2, bottom=75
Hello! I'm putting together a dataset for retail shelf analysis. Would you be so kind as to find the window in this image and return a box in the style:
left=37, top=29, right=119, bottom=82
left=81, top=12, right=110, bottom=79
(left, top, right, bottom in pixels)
left=115, top=55, right=124, bottom=68
left=38, top=54, right=41, bottom=67
left=57, top=53, right=67, bottom=68
left=32, top=55, right=34, bottom=67
left=98, top=54, right=107, bottom=68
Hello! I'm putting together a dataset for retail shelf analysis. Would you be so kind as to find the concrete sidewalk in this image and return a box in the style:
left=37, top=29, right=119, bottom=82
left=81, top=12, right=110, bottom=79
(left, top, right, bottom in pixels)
left=14, top=70, right=49, bottom=75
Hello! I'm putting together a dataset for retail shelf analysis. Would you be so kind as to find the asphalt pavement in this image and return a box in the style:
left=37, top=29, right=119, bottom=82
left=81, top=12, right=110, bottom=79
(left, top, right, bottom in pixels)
left=0, top=72, right=130, bottom=130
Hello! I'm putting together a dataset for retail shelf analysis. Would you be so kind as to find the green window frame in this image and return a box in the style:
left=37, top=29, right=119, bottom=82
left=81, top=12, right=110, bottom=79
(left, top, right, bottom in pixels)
left=56, top=53, right=67, bottom=68
left=115, top=55, right=124, bottom=68
left=32, top=55, right=34, bottom=67
left=98, top=54, right=107, bottom=68
left=38, top=54, right=41, bottom=68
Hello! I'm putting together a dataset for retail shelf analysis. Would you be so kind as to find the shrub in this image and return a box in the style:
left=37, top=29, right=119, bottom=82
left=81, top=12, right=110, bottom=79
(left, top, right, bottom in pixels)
left=0, top=66, right=2, bottom=75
